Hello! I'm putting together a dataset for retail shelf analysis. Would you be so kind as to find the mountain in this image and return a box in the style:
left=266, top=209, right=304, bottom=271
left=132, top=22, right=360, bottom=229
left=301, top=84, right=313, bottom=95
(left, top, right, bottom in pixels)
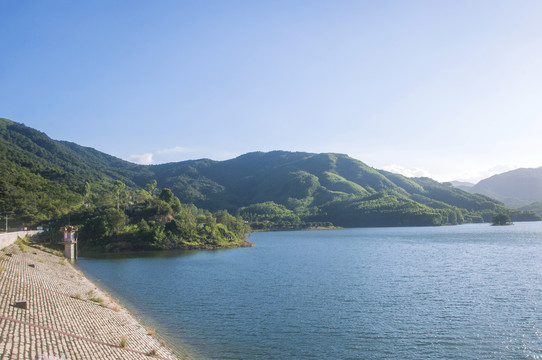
left=450, top=181, right=475, bottom=192
left=151, top=151, right=540, bottom=227
left=1, top=118, right=539, bottom=230
left=0, top=118, right=250, bottom=251
left=460, top=167, right=542, bottom=210
left=518, top=202, right=542, bottom=217
left=0, top=118, right=155, bottom=226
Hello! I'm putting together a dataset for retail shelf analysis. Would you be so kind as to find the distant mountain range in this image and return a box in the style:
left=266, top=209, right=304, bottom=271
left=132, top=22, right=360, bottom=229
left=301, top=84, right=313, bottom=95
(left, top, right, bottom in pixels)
left=1, top=117, right=539, bottom=229
left=454, top=168, right=542, bottom=215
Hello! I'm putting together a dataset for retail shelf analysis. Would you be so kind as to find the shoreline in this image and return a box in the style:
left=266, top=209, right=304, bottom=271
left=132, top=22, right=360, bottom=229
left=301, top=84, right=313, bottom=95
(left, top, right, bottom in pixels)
left=250, top=226, right=343, bottom=233
left=74, top=259, right=199, bottom=359
left=0, top=240, right=190, bottom=359
left=80, top=238, right=254, bottom=256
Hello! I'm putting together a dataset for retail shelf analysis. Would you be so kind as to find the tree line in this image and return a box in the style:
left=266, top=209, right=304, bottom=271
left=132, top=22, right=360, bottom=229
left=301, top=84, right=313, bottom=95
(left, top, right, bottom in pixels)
left=44, top=180, right=251, bottom=252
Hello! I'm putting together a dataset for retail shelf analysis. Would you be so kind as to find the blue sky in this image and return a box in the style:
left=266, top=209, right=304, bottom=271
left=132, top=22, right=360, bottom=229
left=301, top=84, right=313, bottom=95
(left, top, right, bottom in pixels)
left=2, top=1, right=542, bottom=183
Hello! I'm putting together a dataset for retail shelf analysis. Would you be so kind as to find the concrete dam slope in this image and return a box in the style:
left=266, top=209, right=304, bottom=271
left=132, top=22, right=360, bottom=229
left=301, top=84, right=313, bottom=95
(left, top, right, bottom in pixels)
left=0, top=231, right=42, bottom=250
left=0, top=241, right=189, bottom=360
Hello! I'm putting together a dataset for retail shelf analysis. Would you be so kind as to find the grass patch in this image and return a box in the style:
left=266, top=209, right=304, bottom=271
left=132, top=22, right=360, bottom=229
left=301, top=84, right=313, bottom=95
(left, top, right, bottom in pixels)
left=15, top=237, right=28, bottom=253
left=72, top=293, right=82, bottom=300
left=33, top=243, right=63, bottom=257
left=146, top=348, right=158, bottom=357
left=119, top=335, right=128, bottom=348
left=58, top=258, right=66, bottom=265
left=52, top=249, right=63, bottom=257
left=87, top=291, right=104, bottom=304
left=89, top=296, right=104, bottom=305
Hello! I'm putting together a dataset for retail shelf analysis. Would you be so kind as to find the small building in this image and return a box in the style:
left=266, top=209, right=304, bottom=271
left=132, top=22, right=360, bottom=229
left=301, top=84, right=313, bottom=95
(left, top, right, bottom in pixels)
left=61, top=225, right=78, bottom=260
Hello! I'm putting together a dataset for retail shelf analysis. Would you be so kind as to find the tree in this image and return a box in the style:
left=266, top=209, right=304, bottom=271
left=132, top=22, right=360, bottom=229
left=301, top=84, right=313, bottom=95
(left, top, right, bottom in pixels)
left=146, top=180, right=157, bottom=198
left=159, top=188, right=175, bottom=203
left=105, top=208, right=128, bottom=235
left=492, top=213, right=512, bottom=226
left=159, top=188, right=182, bottom=212
left=114, top=180, right=125, bottom=210
left=83, top=182, right=92, bottom=207
left=81, top=214, right=107, bottom=240
left=136, top=189, right=151, bottom=204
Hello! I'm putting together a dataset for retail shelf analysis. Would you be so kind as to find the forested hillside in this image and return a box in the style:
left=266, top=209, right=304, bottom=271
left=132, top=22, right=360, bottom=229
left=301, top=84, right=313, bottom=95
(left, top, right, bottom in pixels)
left=519, top=202, right=542, bottom=217
left=0, top=118, right=153, bottom=224
left=0, top=118, right=250, bottom=251
left=151, top=151, right=540, bottom=228
left=1, top=118, right=539, bottom=240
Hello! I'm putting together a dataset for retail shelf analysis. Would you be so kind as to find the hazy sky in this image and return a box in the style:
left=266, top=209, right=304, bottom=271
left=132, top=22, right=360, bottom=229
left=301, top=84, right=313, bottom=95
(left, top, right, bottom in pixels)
left=2, top=1, right=542, bottom=183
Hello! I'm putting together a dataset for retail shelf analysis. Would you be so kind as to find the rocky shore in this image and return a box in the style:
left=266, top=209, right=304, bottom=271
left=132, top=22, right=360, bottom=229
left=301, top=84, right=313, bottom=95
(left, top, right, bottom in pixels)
left=0, top=240, right=188, bottom=360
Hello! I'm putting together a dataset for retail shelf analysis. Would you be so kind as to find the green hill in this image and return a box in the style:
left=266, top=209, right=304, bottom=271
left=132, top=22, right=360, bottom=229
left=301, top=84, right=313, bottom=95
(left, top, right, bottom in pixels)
left=1, top=118, right=539, bottom=237
left=0, top=118, right=154, bottom=225
left=519, top=202, right=542, bottom=218
left=0, top=118, right=249, bottom=251
left=151, top=151, right=539, bottom=228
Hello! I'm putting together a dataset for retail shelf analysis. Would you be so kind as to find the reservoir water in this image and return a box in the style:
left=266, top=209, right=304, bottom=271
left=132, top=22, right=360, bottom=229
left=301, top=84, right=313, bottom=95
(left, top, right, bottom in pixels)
left=78, top=222, right=542, bottom=359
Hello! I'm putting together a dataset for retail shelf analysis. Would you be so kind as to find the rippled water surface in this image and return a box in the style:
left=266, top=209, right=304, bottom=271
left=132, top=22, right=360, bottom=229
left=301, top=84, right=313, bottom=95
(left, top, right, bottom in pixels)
left=78, top=222, right=542, bottom=359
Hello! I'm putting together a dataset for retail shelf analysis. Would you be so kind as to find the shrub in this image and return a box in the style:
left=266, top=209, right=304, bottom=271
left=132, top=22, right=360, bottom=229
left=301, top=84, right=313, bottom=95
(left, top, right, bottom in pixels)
left=119, top=336, right=128, bottom=348
left=89, top=296, right=104, bottom=304
left=147, top=348, right=158, bottom=357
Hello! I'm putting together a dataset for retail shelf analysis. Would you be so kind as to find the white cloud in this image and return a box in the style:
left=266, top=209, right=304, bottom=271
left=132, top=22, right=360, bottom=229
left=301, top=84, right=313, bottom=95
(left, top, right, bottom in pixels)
left=128, top=153, right=154, bottom=165
left=127, top=146, right=187, bottom=165
left=382, top=164, right=432, bottom=178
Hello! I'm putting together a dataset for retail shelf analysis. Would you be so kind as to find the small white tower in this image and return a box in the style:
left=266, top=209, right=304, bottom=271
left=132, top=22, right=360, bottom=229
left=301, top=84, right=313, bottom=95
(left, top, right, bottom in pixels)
left=61, top=225, right=78, bottom=260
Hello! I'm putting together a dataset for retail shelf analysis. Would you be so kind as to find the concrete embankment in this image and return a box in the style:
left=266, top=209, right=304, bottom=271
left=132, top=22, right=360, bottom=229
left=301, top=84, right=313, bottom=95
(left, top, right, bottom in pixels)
left=0, top=240, right=188, bottom=360
left=0, top=231, right=42, bottom=250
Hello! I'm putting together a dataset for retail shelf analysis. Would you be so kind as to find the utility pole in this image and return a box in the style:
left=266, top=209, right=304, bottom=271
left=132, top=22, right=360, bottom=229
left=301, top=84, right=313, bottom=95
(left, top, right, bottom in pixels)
left=0, top=213, right=8, bottom=232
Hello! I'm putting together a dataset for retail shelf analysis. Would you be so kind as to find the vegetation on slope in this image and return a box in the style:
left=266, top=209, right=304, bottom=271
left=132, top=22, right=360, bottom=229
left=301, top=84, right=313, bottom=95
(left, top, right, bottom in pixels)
left=0, top=118, right=249, bottom=250
left=151, top=152, right=541, bottom=229
left=519, top=202, right=542, bottom=218
left=0, top=118, right=153, bottom=227
left=45, top=185, right=251, bottom=252
left=1, top=118, right=539, bottom=239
